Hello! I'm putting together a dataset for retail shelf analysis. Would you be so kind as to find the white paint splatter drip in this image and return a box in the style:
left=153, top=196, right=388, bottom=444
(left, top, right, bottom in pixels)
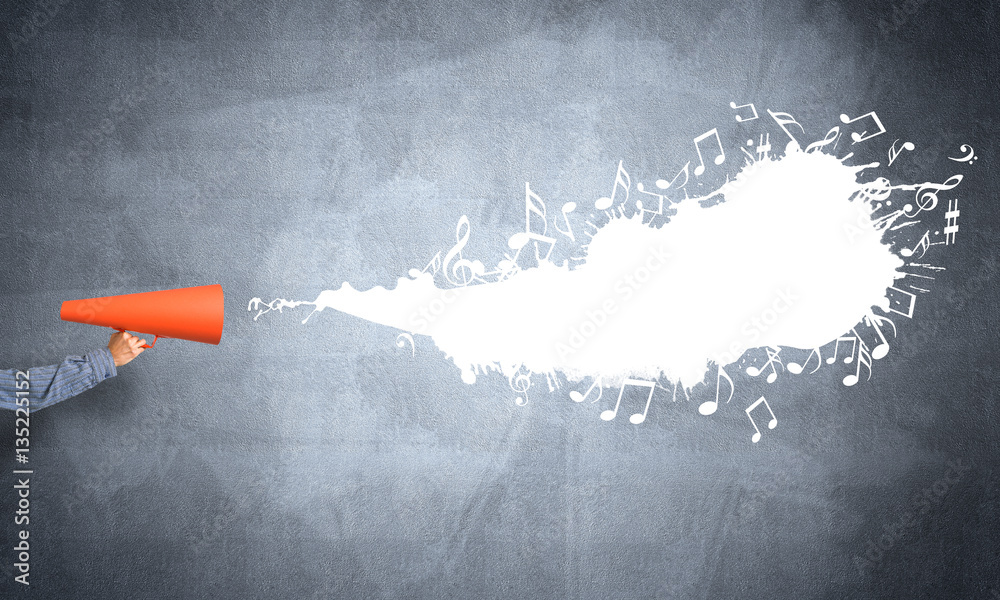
left=251, top=143, right=906, bottom=390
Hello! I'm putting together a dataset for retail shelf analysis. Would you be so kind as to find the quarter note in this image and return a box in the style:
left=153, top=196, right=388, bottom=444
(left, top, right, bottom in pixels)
left=699, top=365, right=734, bottom=416
left=693, top=128, right=726, bottom=176
left=595, top=160, right=631, bottom=210
left=839, top=111, right=886, bottom=144
left=745, top=396, right=777, bottom=443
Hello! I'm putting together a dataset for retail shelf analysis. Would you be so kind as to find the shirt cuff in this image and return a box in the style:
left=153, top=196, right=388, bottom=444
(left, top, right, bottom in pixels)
left=86, top=348, right=117, bottom=381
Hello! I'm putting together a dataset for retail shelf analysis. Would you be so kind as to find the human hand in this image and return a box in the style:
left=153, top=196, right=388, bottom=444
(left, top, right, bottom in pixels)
left=108, top=331, right=147, bottom=367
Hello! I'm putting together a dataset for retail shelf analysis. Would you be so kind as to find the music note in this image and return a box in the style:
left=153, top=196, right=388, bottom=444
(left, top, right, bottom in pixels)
left=871, top=209, right=905, bottom=233
left=947, top=144, right=977, bottom=164
left=900, top=230, right=931, bottom=259
left=699, top=366, right=734, bottom=416
left=408, top=251, right=443, bottom=279
left=730, top=101, right=758, bottom=122
left=554, top=202, right=576, bottom=242
left=788, top=347, right=822, bottom=374
left=855, top=177, right=893, bottom=205
left=451, top=256, right=486, bottom=285
left=944, top=198, right=959, bottom=245
left=507, top=230, right=556, bottom=266
left=693, top=128, right=725, bottom=177
left=524, top=182, right=548, bottom=235
left=886, top=286, right=916, bottom=318
left=442, top=216, right=473, bottom=286
left=902, top=175, right=963, bottom=217
left=864, top=314, right=896, bottom=360
left=804, top=127, right=841, bottom=154
left=595, top=160, right=631, bottom=210
left=655, top=162, right=690, bottom=192
left=746, top=347, right=782, bottom=383
left=839, top=111, right=886, bottom=144
left=767, top=109, right=806, bottom=148
left=888, top=139, right=915, bottom=166
left=635, top=182, right=666, bottom=223
left=600, top=378, right=656, bottom=424
left=843, top=339, right=873, bottom=387
left=481, top=254, right=521, bottom=283
left=570, top=377, right=602, bottom=404
left=510, top=366, right=531, bottom=406
left=826, top=335, right=857, bottom=364
left=395, top=333, right=415, bottom=356
left=745, top=396, right=777, bottom=443
left=754, top=133, right=772, bottom=160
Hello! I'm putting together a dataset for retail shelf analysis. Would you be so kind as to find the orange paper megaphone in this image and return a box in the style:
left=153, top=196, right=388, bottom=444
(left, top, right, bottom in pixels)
left=60, top=284, right=224, bottom=348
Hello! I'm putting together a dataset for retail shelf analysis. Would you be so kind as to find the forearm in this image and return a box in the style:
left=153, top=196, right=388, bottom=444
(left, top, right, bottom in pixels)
left=0, top=349, right=117, bottom=411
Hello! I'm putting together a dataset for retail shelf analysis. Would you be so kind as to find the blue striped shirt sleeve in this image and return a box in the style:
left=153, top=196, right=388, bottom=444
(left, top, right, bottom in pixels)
left=0, top=348, right=117, bottom=411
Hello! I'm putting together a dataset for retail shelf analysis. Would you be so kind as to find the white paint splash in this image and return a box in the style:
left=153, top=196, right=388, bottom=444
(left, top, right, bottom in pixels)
left=251, top=143, right=906, bottom=389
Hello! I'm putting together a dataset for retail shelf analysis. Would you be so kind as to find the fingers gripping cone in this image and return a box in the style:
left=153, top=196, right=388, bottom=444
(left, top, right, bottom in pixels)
left=60, top=284, right=224, bottom=348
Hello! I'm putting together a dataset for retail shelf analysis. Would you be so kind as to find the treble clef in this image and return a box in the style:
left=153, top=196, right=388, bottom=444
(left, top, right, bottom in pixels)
left=441, top=216, right=483, bottom=286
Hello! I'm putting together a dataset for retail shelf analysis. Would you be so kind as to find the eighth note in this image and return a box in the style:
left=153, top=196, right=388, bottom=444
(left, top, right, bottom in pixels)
left=888, top=139, right=915, bottom=166
left=900, top=230, right=931, bottom=259
left=655, top=162, right=690, bottom=192
left=839, top=110, right=886, bottom=144
left=554, top=201, right=577, bottom=242
left=729, top=101, right=758, bottom=122
left=699, top=365, right=734, bottom=416
left=865, top=314, right=896, bottom=360
left=767, top=109, right=806, bottom=147
left=601, top=378, right=656, bottom=424
left=746, top=347, right=782, bottom=383
left=570, top=377, right=602, bottom=404
left=826, top=335, right=857, bottom=365
left=595, top=160, right=631, bottom=211
left=788, top=347, right=822, bottom=374
left=693, top=128, right=725, bottom=176
left=745, top=396, right=777, bottom=443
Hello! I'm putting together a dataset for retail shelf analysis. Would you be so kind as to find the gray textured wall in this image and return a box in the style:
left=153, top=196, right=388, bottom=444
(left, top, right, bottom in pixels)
left=1, top=0, right=997, bottom=598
